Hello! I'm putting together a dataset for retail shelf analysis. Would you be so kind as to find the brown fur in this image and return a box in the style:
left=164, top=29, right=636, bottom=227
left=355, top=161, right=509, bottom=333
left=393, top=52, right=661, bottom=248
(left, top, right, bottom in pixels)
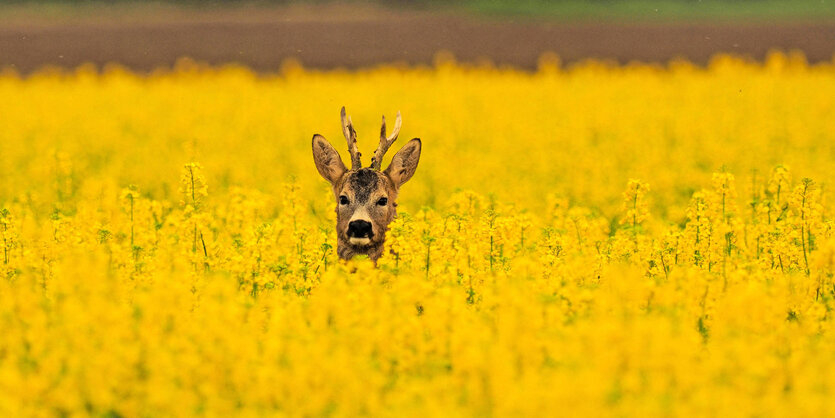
left=312, top=109, right=421, bottom=264
left=333, top=169, right=396, bottom=261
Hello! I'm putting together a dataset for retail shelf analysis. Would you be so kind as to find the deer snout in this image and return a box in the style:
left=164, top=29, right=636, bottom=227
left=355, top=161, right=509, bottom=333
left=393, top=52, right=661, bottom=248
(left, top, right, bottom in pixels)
left=347, top=220, right=374, bottom=239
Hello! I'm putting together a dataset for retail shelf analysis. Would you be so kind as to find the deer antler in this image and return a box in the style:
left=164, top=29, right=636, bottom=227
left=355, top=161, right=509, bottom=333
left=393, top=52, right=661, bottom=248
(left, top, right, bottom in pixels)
left=370, top=111, right=401, bottom=170
left=341, top=106, right=362, bottom=170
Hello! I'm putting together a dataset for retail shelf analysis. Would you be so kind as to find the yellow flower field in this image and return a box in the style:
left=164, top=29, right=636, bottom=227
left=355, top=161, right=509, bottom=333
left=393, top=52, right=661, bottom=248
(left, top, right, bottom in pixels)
left=1, top=52, right=834, bottom=416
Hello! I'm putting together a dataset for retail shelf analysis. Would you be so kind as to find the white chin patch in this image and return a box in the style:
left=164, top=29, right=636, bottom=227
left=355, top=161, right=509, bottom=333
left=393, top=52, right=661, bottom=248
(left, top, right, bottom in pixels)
left=349, top=237, right=371, bottom=246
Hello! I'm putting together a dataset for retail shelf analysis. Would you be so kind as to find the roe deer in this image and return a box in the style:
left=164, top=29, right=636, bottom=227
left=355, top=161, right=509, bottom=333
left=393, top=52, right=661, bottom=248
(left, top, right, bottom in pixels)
left=312, top=107, right=422, bottom=263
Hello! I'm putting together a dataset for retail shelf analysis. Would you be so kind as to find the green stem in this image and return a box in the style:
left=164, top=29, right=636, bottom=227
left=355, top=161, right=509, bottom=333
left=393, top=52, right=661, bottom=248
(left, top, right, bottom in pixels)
left=130, top=195, right=135, bottom=248
left=2, top=223, right=7, bottom=265
left=425, top=241, right=431, bottom=279
left=801, top=182, right=810, bottom=276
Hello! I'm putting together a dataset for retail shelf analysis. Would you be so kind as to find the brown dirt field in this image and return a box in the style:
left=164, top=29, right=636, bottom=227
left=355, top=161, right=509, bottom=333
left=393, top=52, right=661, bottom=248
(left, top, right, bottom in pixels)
left=1, top=4, right=833, bottom=74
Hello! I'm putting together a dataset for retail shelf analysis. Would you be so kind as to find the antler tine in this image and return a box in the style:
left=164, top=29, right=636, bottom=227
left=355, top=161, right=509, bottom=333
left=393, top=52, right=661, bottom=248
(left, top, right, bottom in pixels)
left=340, top=106, right=362, bottom=170
left=371, top=111, right=401, bottom=170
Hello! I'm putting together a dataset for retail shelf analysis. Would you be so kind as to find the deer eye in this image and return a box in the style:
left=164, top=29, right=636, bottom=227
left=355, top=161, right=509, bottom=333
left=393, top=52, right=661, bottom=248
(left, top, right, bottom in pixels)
left=339, top=196, right=349, bottom=205
left=377, top=197, right=388, bottom=206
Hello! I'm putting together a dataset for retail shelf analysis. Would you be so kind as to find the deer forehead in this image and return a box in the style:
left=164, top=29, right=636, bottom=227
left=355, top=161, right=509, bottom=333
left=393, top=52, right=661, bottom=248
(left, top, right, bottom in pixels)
left=337, top=169, right=392, bottom=202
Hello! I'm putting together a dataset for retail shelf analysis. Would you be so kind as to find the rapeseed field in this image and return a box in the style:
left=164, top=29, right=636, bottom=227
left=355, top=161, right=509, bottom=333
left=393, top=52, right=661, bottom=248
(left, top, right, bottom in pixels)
left=1, top=52, right=834, bottom=416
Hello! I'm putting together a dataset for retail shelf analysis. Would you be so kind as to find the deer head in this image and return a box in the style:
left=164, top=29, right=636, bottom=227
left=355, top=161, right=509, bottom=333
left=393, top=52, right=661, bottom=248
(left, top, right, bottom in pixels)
left=312, top=107, right=422, bottom=262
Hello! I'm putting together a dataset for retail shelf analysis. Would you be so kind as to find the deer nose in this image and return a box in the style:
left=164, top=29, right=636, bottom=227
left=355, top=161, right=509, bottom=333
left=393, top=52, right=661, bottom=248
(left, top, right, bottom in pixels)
left=347, top=220, right=373, bottom=238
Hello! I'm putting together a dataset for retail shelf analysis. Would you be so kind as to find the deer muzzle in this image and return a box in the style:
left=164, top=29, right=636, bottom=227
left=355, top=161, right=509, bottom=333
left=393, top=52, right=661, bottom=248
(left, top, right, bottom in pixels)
left=347, top=219, right=374, bottom=246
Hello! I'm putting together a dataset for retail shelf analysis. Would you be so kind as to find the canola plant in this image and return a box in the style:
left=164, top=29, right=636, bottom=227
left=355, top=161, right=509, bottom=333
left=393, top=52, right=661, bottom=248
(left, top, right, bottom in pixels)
left=0, top=53, right=834, bottom=416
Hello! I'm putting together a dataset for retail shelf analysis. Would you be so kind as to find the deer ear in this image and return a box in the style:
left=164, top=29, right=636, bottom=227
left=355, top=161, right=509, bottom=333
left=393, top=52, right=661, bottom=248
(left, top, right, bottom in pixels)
left=312, top=134, right=347, bottom=185
left=384, top=138, right=421, bottom=188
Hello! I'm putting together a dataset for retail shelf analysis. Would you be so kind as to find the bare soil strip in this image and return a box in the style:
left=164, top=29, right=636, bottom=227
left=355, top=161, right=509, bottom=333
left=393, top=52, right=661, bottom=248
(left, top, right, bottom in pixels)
left=1, top=5, right=833, bottom=73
